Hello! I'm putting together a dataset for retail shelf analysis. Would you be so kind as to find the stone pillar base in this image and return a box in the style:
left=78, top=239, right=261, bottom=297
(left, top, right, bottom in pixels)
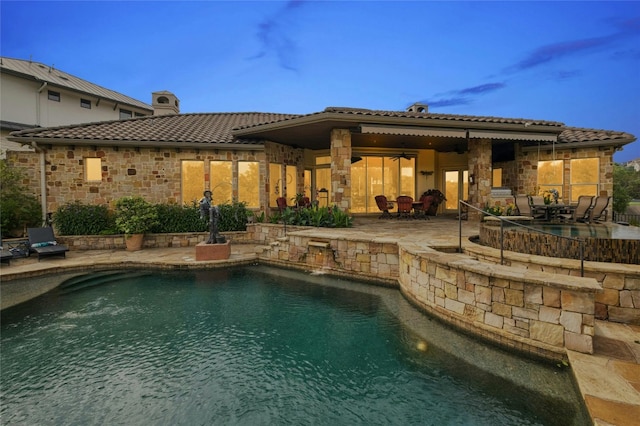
left=196, top=241, right=231, bottom=261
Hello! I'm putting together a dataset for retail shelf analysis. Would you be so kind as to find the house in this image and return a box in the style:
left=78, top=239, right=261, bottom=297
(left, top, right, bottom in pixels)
left=0, top=56, right=175, bottom=157
left=6, top=98, right=635, bottom=222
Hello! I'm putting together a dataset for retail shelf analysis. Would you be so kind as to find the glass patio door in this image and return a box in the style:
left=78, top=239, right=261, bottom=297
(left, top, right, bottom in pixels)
left=444, top=169, right=469, bottom=213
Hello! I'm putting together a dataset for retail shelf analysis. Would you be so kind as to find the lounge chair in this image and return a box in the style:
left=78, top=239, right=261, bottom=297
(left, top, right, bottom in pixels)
left=514, top=195, right=545, bottom=220
left=558, top=196, right=593, bottom=223
left=27, top=227, right=69, bottom=261
left=588, top=196, right=611, bottom=223
left=0, top=236, right=13, bottom=265
left=396, top=195, right=414, bottom=219
left=375, top=195, right=395, bottom=219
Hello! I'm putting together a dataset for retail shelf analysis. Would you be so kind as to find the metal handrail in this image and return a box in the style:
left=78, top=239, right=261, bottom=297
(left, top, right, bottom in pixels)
left=458, top=200, right=585, bottom=276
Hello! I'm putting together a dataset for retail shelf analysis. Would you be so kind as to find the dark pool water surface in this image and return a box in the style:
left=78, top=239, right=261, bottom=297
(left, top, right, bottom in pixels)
left=1, top=266, right=589, bottom=425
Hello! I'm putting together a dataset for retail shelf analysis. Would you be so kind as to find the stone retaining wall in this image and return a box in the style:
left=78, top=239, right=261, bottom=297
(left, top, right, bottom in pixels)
left=58, top=231, right=250, bottom=251
left=466, top=234, right=640, bottom=326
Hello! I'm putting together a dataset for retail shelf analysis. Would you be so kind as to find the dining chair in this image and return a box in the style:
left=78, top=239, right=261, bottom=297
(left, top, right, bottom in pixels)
left=515, top=195, right=545, bottom=220
left=557, top=196, right=593, bottom=223
left=374, top=195, right=395, bottom=219
left=588, top=196, right=611, bottom=222
left=396, top=196, right=414, bottom=219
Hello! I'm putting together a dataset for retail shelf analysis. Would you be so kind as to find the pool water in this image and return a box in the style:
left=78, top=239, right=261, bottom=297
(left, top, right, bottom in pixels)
left=1, top=266, right=588, bottom=425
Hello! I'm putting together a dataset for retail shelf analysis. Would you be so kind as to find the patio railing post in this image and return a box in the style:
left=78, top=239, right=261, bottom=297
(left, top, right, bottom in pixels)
left=580, top=240, right=584, bottom=277
left=500, top=219, right=505, bottom=265
left=458, top=201, right=462, bottom=253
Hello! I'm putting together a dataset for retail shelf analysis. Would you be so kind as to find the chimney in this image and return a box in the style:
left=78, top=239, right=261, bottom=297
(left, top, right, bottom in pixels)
left=407, top=103, right=428, bottom=113
left=152, top=91, right=180, bottom=115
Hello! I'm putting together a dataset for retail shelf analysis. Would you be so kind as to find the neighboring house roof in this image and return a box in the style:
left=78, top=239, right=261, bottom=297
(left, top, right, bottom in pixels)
left=0, top=57, right=152, bottom=111
left=8, top=112, right=299, bottom=148
left=8, top=107, right=635, bottom=152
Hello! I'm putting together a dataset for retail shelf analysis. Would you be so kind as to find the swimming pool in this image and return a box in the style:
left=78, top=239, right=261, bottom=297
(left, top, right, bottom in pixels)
left=0, top=266, right=588, bottom=425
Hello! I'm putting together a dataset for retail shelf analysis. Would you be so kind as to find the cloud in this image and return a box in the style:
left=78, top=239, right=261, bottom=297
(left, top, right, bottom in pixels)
left=457, top=82, right=506, bottom=95
left=249, top=0, right=308, bottom=71
left=506, top=16, right=640, bottom=73
left=551, top=70, right=581, bottom=80
left=427, top=97, right=472, bottom=108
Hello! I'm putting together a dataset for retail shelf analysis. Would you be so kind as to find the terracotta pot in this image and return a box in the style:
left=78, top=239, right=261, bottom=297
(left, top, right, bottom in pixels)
left=125, top=233, right=144, bottom=251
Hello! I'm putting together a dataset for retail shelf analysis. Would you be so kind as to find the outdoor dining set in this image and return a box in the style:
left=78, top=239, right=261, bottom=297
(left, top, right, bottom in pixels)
left=375, top=190, right=447, bottom=220
left=514, top=194, right=611, bottom=223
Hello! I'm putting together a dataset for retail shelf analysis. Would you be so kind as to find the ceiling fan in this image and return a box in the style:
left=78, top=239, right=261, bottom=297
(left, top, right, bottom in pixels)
left=390, top=152, right=411, bottom=161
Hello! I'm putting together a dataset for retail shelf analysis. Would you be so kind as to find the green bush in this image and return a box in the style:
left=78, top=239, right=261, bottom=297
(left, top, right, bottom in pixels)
left=114, top=196, right=159, bottom=235
left=152, top=202, right=207, bottom=233
left=267, top=205, right=353, bottom=228
left=54, top=201, right=113, bottom=235
left=217, top=201, right=250, bottom=231
left=0, top=160, right=42, bottom=237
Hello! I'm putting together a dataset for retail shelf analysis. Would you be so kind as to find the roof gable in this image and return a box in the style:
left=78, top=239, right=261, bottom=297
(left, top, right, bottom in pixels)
left=0, top=57, right=152, bottom=111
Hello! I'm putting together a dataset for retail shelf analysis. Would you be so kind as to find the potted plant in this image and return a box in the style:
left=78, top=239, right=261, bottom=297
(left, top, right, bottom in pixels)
left=114, top=196, right=158, bottom=251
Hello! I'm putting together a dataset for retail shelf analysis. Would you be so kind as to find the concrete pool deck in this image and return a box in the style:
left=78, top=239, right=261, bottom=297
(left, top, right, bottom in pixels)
left=1, top=215, right=639, bottom=425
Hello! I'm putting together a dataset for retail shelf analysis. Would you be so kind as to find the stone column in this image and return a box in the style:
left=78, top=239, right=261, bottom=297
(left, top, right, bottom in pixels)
left=467, top=138, right=492, bottom=222
left=330, top=129, right=352, bottom=211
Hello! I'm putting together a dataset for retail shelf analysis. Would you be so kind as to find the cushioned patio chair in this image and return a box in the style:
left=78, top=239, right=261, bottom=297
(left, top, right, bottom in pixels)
left=27, top=227, right=69, bottom=261
left=557, top=195, right=593, bottom=223
left=375, top=195, right=395, bottom=219
left=0, top=236, right=13, bottom=265
left=588, top=196, right=611, bottom=223
left=396, top=196, right=414, bottom=219
left=514, top=195, right=545, bottom=220
left=413, top=193, right=434, bottom=220
left=276, top=197, right=288, bottom=213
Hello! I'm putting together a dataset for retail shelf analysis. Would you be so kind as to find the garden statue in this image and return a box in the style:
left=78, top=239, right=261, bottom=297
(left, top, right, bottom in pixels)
left=199, top=190, right=226, bottom=244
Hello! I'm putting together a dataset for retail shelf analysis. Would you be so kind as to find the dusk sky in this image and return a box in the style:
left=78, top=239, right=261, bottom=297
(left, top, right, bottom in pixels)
left=2, top=1, right=639, bottom=162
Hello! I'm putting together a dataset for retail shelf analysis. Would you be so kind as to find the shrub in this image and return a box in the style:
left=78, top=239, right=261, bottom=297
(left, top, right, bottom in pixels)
left=217, top=201, right=250, bottom=231
left=267, top=205, right=353, bottom=228
left=0, top=160, right=42, bottom=237
left=152, top=202, right=207, bottom=233
left=114, top=196, right=159, bottom=235
left=54, top=201, right=113, bottom=235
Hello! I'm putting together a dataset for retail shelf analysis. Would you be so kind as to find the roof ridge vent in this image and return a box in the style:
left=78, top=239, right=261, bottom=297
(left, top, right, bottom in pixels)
left=407, top=103, right=428, bottom=113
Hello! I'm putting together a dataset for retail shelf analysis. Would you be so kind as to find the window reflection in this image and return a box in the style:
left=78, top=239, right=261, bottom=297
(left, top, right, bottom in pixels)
left=210, top=161, right=232, bottom=204
left=570, top=158, right=598, bottom=202
left=537, top=160, right=563, bottom=199
left=182, top=160, right=204, bottom=205
left=238, top=161, right=259, bottom=208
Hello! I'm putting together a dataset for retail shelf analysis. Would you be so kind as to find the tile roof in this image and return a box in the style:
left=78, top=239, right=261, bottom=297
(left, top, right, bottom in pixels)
left=9, top=112, right=299, bottom=144
left=0, top=57, right=152, bottom=111
left=558, top=127, right=635, bottom=144
left=8, top=108, right=634, bottom=148
left=233, top=106, right=566, bottom=130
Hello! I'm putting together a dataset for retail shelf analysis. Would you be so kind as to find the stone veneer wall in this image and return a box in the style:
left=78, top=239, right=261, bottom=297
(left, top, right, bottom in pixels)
left=468, top=228, right=640, bottom=325
left=6, top=145, right=298, bottom=216
left=57, top=231, right=250, bottom=251
left=516, top=145, right=615, bottom=202
left=248, top=224, right=599, bottom=359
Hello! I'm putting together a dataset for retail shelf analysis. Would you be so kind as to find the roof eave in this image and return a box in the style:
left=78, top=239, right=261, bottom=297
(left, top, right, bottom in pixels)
left=521, top=137, right=636, bottom=152
left=6, top=136, right=263, bottom=150
left=232, top=111, right=563, bottom=137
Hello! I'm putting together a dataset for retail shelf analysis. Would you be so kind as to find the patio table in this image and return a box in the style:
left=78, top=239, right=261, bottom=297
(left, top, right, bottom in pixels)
left=533, top=203, right=566, bottom=222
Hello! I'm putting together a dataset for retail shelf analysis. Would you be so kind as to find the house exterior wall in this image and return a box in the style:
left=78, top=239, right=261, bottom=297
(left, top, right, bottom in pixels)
left=5, top=144, right=301, bottom=216
left=0, top=73, right=152, bottom=129
left=516, top=144, right=615, bottom=200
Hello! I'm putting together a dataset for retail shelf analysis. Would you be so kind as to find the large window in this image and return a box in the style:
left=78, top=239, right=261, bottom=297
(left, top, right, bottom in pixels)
left=181, top=160, right=204, bottom=205
left=351, top=156, right=415, bottom=213
left=269, top=163, right=281, bottom=207
left=238, top=161, right=259, bottom=208
left=537, top=160, right=563, bottom=199
left=84, top=158, right=102, bottom=182
left=570, top=158, right=599, bottom=202
left=286, top=165, right=297, bottom=200
left=210, top=161, right=233, bottom=204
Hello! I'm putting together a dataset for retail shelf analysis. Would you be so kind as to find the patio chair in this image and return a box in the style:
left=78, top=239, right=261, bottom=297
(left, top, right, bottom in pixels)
left=276, top=197, right=288, bottom=213
left=588, top=196, right=611, bottom=223
left=413, top=193, right=434, bottom=220
left=0, top=236, right=13, bottom=265
left=375, top=195, right=395, bottom=219
left=27, top=227, right=69, bottom=261
left=557, top=195, right=593, bottom=223
left=514, top=195, right=545, bottom=220
left=396, top=196, right=414, bottom=219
